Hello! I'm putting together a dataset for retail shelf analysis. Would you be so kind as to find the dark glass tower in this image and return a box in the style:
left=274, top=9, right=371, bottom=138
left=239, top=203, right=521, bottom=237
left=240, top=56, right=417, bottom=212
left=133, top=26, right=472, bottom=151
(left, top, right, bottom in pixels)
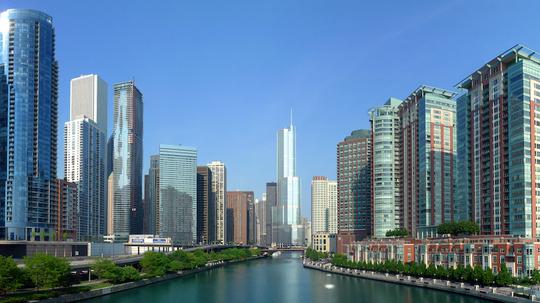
left=0, top=9, right=58, bottom=241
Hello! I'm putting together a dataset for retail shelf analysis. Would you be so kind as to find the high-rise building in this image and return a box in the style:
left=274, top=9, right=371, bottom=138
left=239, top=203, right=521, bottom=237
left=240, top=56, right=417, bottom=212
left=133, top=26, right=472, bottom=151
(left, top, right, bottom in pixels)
left=302, top=217, right=312, bottom=247
left=369, top=100, right=402, bottom=238
left=112, top=81, right=143, bottom=237
left=64, top=118, right=106, bottom=240
left=143, top=155, right=159, bottom=235
left=53, top=179, right=78, bottom=241
left=276, top=117, right=302, bottom=245
left=266, top=182, right=277, bottom=246
left=248, top=195, right=256, bottom=244
left=208, top=161, right=227, bottom=244
left=400, top=86, right=456, bottom=237
left=255, top=194, right=267, bottom=245
left=197, top=166, right=213, bottom=244
left=107, top=174, right=114, bottom=234
left=158, top=145, right=197, bottom=244
left=67, top=74, right=107, bottom=241
left=70, top=74, right=107, bottom=134
left=0, top=9, right=59, bottom=241
left=456, top=45, right=540, bottom=237
left=311, top=176, right=337, bottom=236
left=226, top=191, right=253, bottom=244
left=336, top=129, right=372, bottom=252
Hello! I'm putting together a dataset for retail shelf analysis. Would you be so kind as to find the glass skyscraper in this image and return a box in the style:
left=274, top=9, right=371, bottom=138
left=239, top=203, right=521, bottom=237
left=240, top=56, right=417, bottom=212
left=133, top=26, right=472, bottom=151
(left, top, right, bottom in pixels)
left=370, top=99, right=402, bottom=238
left=0, top=9, right=58, bottom=241
left=456, top=45, right=540, bottom=238
left=159, top=145, right=197, bottom=244
left=400, top=86, right=456, bottom=238
left=276, top=118, right=302, bottom=245
left=112, top=81, right=143, bottom=237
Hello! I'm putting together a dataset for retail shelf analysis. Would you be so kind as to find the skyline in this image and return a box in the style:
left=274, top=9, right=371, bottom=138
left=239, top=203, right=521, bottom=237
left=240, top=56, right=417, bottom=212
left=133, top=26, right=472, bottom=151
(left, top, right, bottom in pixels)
left=2, top=1, right=540, bottom=219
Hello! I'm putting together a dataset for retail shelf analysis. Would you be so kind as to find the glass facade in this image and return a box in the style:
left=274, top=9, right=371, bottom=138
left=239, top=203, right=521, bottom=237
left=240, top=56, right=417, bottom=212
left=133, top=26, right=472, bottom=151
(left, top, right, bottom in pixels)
left=456, top=45, right=540, bottom=237
left=401, top=86, right=456, bottom=237
left=112, top=81, right=143, bottom=237
left=159, top=145, right=197, bottom=244
left=0, top=9, right=58, bottom=241
left=276, top=122, right=302, bottom=245
left=370, top=99, right=401, bottom=238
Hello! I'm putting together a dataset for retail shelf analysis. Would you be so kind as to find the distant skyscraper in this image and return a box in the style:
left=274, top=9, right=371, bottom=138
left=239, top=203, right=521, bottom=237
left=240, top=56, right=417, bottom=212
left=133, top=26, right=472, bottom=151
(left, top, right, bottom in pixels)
left=400, top=86, right=456, bottom=237
left=70, top=74, right=108, bottom=134
left=197, top=166, right=213, bottom=244
left=112, top=81, right=143, bottom=237
left=208, top=161, right=227, bottom=244
left=336, top=129, right=371, bottom=253
left=226, top=191, right=253, bottom=244
left=248, top=195, right=256, bottom=244
left=266, top=182, right=278, bottom=246
left=158, top=145, right=197, bottom=244
left=369, top=100, right=402, bottom=238
left=456, top=45, right=540, bottom=237
left=0, top=9, right=59, bottom=241
left=302, top=217, right=312, bottom=247
left=255, top=194, right=267, bottom=245
left=144, top=155, right=159, bottom=235
left=276, top=116, right=302, bottom=245
left=311, top=176, right=337, bottom=236
left=64, top=118, right=106, bottom=240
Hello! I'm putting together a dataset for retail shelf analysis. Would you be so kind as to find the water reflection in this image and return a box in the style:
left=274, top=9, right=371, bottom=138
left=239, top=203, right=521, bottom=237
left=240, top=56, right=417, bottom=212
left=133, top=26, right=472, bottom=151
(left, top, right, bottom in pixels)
left=85, top=252, right=491, bottom=303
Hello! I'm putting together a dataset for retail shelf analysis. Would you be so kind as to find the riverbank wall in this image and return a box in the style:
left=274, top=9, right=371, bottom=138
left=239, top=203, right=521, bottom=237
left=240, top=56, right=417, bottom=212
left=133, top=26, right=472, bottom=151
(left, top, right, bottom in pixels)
left=39, top=255, right=267, bottom=303
left=304, top=261, right=537, bottom=303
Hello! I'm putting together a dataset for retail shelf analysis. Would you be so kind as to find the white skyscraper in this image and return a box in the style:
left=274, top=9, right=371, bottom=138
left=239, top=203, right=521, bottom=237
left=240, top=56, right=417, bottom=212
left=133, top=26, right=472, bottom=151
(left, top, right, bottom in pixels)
left=311, top=176, right=337, bottom=235
left=64, top=118, right=106, bottom=239
left=70, top=74, right=108, bottom=134
left=276, top=115, right=302, bottom=245
left=65, top=74, right=108, bottom=240
left=208, top=161, right=227, bottom=244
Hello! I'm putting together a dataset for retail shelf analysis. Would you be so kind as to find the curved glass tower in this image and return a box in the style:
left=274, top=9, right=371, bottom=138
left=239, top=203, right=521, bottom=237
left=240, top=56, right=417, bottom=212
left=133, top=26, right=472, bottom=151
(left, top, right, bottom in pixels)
left=0, top=9, right=58, bottom=241
left=112, top=81, right=143, bottom=238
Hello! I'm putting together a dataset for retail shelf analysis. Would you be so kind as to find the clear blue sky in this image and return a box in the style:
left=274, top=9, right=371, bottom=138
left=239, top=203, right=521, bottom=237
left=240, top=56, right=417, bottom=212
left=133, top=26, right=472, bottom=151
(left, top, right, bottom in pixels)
left=2, top=0, right=540, bottom=220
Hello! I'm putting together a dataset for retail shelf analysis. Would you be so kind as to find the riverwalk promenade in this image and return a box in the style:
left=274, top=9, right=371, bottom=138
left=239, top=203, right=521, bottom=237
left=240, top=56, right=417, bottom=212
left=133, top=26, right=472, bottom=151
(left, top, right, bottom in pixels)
left=303, top=260, right=537, bottom=303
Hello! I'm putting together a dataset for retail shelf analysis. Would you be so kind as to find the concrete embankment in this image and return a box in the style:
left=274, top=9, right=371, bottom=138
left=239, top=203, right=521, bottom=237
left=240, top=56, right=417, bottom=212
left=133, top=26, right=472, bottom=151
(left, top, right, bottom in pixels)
left=39, top=255, right=267, bottom=303
left=303, top=262, right=537, bottom=303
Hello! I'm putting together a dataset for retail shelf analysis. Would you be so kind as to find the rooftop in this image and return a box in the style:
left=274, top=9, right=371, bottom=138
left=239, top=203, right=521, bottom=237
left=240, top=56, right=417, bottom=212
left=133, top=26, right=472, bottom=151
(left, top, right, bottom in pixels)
left=456, top=44, right=540, bottom=89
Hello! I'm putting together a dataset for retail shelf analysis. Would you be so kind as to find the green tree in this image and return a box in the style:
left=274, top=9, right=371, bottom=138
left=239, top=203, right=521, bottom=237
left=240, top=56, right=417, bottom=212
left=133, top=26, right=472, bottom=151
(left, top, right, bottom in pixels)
left=472, top=265, right=484, bottom=283
left=436, top=265, right=448, bottom=279
left=532, top=269, right=540, bottom=284
left=0, top=256, right=23, bottom=294
left=437, top=221, right=480, bottom=236
left=140, top=251, right=170, bottom=277
left=24, top=253, right=71, bottom=289
left=385, top=228, right=409, bottom=238
left=121, top=266, right=141, bottom=282
left=481, top=267, right=494, bottom=286
left=426, top=263, right=437, bottom=278
left=495, top=263, right=513, bottom=287
left=92, top=259, right=124, bottom=283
